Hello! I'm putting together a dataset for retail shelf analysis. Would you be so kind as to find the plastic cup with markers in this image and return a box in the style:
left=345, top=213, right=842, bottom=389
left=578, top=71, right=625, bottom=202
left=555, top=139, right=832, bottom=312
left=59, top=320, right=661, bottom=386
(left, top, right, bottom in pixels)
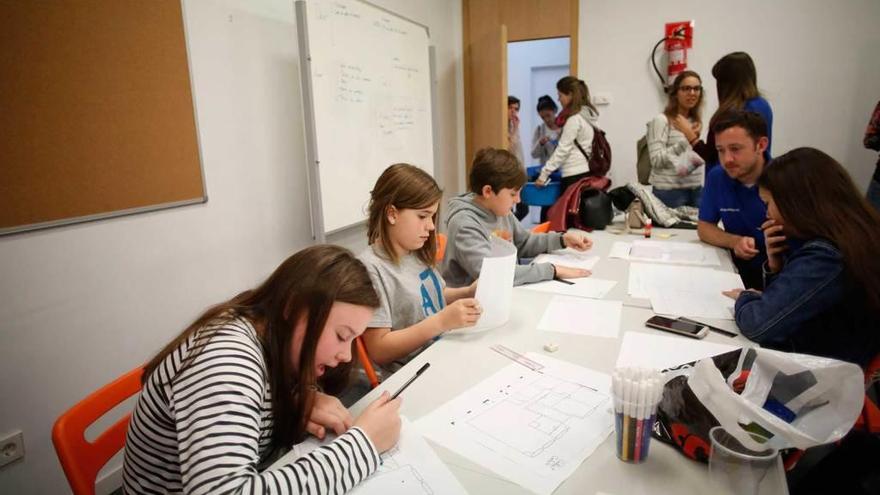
left=611, top=367, right=663, bottom=463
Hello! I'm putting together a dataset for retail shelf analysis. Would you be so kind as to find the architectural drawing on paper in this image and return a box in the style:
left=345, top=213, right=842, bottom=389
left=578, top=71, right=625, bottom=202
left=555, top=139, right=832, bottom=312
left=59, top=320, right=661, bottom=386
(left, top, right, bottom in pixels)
left=459, top=373, right=608, bottom=459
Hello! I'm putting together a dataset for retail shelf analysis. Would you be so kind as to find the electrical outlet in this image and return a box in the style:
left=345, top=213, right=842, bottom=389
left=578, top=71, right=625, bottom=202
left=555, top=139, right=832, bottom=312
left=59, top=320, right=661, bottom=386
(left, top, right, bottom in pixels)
left=0, top=430, right=24, bottom=468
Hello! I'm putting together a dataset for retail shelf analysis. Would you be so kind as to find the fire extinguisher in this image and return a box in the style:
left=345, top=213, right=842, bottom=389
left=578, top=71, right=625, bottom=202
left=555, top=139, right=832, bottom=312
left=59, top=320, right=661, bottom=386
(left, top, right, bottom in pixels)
left=651, top=21, right=694, bottom=91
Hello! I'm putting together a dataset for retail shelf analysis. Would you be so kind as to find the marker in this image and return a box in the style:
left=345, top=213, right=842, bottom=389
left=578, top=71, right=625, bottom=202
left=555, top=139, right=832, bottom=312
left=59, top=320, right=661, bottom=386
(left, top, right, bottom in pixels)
left=554, top=277, right=575, bottom=285
left=389, top=362, right=430, bottom=400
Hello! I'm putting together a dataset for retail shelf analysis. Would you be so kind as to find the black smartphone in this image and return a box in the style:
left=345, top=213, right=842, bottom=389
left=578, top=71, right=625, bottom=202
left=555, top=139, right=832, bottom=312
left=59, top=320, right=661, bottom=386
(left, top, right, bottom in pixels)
left=645, top=315, right=709, bottom=339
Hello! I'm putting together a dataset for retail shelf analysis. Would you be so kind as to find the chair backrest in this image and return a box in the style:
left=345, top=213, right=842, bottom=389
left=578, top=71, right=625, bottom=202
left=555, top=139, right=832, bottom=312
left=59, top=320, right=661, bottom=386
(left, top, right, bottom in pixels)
left=355, top=337, right=380, bottom=389
left=531, top=221, right=551, bottom=233
left=435, top=233, right=447, bottom=263
left=52, top=367, right=144, bottom=495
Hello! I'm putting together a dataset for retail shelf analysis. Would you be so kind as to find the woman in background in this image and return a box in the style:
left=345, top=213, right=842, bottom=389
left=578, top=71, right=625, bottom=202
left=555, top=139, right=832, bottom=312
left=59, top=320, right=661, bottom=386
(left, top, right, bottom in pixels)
left=535, top=76, right=601, bottom=194
left=646, top=70, right=705, bottom=208
left=690, top=51, right=773, bottom=174
left=530, top=95, right=561, bottom=167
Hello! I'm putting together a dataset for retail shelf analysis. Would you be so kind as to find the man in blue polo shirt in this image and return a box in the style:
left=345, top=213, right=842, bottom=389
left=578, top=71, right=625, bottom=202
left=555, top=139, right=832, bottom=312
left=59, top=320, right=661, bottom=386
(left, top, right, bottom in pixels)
left=698, top=111, right=770, bottom=289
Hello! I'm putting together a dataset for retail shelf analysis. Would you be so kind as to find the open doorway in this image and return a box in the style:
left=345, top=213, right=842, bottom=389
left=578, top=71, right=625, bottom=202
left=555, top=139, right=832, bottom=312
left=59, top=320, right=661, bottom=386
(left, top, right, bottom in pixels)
left=507, top=37, right=570, bottom=224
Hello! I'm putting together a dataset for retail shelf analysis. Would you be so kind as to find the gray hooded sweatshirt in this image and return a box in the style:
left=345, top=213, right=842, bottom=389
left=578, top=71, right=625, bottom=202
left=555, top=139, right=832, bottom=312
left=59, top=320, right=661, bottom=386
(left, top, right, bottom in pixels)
left=441, top=193, right=564, bottom=287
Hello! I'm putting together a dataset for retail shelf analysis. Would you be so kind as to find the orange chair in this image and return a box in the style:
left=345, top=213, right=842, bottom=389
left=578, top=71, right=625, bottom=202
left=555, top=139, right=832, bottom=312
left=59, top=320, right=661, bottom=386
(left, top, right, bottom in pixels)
left=52, top=367, right=144, bottom=495
left=355, top=337, right=380, bottom=389
left=531, top=221, right=551, bottom=233
left=435, top=233, right=447, bottom=263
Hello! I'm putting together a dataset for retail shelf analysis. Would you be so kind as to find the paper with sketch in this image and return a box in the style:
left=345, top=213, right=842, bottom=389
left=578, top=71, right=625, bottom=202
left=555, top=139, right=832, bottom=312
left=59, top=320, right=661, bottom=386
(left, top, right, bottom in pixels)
left=610, top=240, right=721, bottom=266
left=537, top=296, right=623, bottom=338
left=533, top=249, right=600, bottom=271
left=287, top=417, right=467, bottom=495
left=615, top=331, right=740, bottom=370
left=628, top=263, right=743, bottom=320
left=519, top=277, right=617, bottom=299
left=457, top=238, right=516, bottom=334
left=416, top=353, right=613, bottom=495
left=646, top=286, right=736, bottom=320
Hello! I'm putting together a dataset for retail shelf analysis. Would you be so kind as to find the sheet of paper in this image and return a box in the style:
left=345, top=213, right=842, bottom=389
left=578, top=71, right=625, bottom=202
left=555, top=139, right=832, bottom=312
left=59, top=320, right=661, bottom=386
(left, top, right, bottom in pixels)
left=628, top=263, right=743, bottom=298
left=647, top=286, right=736, bottom=320
left=519, top=277, right=617, bottom=299
left=416, top=353, right=613, bottom=495
left=537, top=296, right=623, bottom=338
left=287, top=417, right=468, bottom=495
left=463, top=238, right=517, bottom=334
left=533, top=249, right=600, bottom=271
left=610, top=240, right=721, bottom=266
left=615, top=331, right=740, bottom=370
left=627, top=263, right=743, bottom=320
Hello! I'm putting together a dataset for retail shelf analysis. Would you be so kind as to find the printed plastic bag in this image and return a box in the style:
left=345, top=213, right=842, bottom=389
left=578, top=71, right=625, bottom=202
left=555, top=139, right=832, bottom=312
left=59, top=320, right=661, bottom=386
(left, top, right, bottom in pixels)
left=653, top=347, right=864, bottom=462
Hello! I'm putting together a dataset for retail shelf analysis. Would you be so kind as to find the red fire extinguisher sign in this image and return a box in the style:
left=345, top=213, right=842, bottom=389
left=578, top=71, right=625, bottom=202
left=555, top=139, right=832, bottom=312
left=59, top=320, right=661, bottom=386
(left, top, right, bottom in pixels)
left=665, top=21, right=694, bottom=84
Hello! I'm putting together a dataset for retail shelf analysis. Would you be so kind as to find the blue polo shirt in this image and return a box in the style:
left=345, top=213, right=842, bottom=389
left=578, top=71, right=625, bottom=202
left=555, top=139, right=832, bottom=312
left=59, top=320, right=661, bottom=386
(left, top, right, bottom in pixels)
left=699, top=165, right=767, bottom=268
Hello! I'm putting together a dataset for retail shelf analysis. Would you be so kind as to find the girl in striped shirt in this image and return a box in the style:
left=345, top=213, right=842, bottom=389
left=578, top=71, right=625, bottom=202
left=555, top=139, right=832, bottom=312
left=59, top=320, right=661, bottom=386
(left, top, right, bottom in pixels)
left=123, top=245, right=402, bottom=494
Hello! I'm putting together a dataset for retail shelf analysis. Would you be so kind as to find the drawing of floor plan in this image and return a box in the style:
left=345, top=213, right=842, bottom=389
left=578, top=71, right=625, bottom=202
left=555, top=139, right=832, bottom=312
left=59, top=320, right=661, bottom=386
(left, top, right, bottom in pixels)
left=467, top=374, right=607, bottom=458
left=417, top=353, right=614, bottom=495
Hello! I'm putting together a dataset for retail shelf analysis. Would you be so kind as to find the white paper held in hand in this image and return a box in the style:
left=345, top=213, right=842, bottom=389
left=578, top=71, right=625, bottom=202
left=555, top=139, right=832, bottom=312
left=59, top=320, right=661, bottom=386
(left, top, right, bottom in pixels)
left=452, top=238, right=516, bottom=335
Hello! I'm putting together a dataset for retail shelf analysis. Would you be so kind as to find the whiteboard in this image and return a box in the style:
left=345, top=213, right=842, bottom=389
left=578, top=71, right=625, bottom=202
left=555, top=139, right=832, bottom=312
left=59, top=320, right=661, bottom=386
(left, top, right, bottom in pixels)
left=296, top=0, right=434, bottom=237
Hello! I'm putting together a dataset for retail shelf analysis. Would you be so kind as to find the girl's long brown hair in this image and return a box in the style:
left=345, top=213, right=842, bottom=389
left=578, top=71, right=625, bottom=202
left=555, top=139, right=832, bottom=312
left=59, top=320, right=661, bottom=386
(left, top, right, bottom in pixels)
left=711, top=52, right=761, bottom=120
left=367, top=163, right=442, bottom=266
left=663, top=70, right=703, bottom=124
left=142, top=245, right=379, bottom=448
left=556, top=76, right=598, bottom=116
left=758, top=148, right=880, bottom=311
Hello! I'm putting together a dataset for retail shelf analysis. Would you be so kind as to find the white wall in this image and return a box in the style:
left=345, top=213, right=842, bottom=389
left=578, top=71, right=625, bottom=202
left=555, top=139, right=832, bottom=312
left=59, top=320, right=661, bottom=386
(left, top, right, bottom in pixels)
left=507, top=37, right=570, bottom=168
left=580, top=0, right=880, bottom=191
left=0, top=0, right=463, bottom=492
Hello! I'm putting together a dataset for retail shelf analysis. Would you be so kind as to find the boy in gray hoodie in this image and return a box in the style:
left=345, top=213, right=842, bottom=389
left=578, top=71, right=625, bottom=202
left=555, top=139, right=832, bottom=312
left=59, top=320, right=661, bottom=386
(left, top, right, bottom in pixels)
left=442, top=148, right=593, bottom=287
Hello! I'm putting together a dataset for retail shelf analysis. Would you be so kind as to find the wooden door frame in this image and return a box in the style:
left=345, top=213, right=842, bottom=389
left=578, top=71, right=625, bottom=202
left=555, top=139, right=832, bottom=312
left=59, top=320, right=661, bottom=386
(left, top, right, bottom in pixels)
left=462, top=0, right=579, bottom=177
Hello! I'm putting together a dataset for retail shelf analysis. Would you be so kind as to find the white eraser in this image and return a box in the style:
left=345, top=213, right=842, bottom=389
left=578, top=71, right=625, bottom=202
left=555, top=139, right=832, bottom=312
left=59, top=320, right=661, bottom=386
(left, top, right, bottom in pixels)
left=543, top=342, right=559, bottom=352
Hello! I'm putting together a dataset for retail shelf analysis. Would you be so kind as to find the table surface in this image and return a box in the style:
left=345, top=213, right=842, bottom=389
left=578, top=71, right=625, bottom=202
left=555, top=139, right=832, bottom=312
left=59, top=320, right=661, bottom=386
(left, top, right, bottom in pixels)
left=273, top=229, right=788, bottom=495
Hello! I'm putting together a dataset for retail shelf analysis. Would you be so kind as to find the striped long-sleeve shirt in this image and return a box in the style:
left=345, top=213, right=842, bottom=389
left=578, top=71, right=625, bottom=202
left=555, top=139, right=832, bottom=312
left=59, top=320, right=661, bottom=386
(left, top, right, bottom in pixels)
left=122, top=317, right=380, bottom=494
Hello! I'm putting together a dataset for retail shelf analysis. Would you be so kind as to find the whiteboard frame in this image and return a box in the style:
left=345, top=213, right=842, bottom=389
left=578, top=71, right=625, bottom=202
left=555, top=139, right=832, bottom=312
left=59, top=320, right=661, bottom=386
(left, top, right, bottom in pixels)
left=294, top=0, right=435, bottom=242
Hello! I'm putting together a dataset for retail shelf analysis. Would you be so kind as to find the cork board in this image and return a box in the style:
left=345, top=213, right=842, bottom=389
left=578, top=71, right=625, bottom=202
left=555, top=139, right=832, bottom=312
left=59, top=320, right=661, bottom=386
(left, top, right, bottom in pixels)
left=0, top=0, right=205, bottom=235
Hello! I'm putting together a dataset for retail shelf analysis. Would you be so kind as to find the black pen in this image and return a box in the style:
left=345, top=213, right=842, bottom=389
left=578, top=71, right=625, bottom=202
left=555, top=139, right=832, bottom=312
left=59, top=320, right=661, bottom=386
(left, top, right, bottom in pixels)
left=389, top=362, right=430, bottom=400
left=553, top=277, right=575, bottom=285
left=678, top=317, right=738, bottom=338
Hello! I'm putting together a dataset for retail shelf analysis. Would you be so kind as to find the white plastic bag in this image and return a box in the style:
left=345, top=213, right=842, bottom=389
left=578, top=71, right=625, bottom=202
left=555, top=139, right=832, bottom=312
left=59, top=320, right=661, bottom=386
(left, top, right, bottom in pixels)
left=687, top=347, right=863, bottom=451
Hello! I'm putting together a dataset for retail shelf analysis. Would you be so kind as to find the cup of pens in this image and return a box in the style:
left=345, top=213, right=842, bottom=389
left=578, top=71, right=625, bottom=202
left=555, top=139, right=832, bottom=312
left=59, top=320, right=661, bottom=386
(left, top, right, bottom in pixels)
left=611, top=367, right=663, bottom=463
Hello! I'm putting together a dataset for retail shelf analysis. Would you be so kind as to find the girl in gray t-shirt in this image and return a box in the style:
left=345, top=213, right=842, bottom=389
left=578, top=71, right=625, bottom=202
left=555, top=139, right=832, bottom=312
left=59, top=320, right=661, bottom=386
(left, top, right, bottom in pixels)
left=359, top=164, right=482, bottom=373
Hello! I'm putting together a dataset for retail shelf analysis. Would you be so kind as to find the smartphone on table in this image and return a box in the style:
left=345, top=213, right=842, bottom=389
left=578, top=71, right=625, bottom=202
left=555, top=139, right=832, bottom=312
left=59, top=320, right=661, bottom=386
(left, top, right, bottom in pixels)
left=645, top=315, right=708, bottom=339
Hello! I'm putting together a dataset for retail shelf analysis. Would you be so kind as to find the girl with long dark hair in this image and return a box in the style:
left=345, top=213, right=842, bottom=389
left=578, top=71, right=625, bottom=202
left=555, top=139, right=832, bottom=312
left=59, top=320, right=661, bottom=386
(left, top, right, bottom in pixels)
left=123, top=245, right=402, bottom=494
left=725, top=148, right=880, bottom=368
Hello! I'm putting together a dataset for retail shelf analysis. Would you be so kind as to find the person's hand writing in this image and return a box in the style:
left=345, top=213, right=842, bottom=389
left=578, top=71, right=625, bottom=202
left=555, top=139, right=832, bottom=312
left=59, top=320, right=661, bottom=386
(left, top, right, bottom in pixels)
left=353, top=392, right=401, bottom=453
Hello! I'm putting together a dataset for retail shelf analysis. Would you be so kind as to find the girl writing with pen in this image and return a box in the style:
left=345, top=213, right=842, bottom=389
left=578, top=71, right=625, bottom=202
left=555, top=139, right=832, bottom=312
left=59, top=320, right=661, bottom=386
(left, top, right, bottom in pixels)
left=358, top=164, right=482, bottom=375
left=123, top=245, right=402, bottom=494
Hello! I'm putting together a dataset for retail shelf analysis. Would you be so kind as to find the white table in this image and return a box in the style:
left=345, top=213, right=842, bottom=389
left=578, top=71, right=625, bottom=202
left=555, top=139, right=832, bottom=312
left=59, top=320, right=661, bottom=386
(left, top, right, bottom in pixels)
left=274, top=229, right=788, bottom=494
